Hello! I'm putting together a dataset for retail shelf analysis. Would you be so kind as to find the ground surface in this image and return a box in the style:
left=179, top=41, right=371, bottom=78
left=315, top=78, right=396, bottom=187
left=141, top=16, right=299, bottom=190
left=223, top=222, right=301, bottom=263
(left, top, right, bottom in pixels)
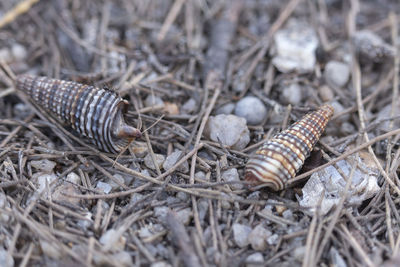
left=0, top=0, right=400, bottom=266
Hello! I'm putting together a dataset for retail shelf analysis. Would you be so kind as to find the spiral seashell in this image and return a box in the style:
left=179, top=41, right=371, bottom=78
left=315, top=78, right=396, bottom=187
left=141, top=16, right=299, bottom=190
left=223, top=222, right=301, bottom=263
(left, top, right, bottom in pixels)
left=245, top=104, right=334, bottom=191
left=15, top=75, right=141, bottom=153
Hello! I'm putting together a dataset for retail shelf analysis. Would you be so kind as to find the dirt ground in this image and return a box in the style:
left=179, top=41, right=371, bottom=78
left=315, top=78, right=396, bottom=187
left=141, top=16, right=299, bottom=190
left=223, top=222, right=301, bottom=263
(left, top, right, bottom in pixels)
left=1, top=0, right=400, bottom=266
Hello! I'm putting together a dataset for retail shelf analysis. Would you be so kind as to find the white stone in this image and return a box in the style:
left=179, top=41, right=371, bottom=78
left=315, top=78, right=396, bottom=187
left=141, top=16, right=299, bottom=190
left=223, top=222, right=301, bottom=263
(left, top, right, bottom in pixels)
left=324, top=61, right=350, bottom=88
left=37, top=173, right=57, bottom=194
left=221, top=168, right=242, bottom=190
left=96, top=181, right=112, bottom=194
left=232, top=223, right=252, bottom=248
left=108, top=174, right=125, bottom=190
left=145, top=94, right=164, bottom=107
left=163, top=150, right=189, bottom=173
left=272, top=20, right=318, bottom=73
left=100, top=229, right=126, bottom=251
left=245, top=252, right=264, bottom=267
left=0, top=249, right=13, bottom=267
left=248, top=224, right=271, bottom=251
left=144, top=153, right=165, bottom=170
left=281, top=83, right=302, bottom=105
left=215, top=103, right=235, bottom=115
left=234, top=96, right=268, bottom=125
left=300, top=155, right=380, bottom=215
left=11, top=43, right=27, bottom=61
left=40, top=240, right=62, bottom=259
left=176, top=208, right=192, bottom=225
left=267, top=233, right=279, bottom=245
left=181, top=98, right=197, bottom=114
left=66, top=172, right=80, bottom=184
left=31, top=159, right=56, bottom=173
left=206, top=114, right=250, bottom=150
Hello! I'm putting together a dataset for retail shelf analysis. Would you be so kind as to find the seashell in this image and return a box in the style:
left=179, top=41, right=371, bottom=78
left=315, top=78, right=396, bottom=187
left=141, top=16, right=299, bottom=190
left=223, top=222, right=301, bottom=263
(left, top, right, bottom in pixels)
left=245, top=104, right=334, bottom=191
left=15, top=75, right=141, bottom=153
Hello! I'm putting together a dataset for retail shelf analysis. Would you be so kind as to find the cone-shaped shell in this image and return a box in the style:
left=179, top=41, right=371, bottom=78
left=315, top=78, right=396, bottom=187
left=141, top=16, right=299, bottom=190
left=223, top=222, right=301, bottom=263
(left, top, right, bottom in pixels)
left=245, top=104, right=334, bottom=191
left=16, top=75, right=141, bottom=153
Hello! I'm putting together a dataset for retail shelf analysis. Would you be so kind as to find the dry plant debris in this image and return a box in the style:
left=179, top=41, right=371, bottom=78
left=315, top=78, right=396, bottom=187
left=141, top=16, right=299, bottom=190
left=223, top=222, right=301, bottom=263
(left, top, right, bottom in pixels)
left=0, top=0, right=400, bottom=266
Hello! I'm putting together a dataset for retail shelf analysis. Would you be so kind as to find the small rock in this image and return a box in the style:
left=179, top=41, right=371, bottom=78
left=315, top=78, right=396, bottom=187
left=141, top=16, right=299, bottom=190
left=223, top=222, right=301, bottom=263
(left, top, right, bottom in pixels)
left=36, top=173, right=57, bottom=194
left=176, top=208, right=192, bottom=225
left=111, top=251, right=133, bottom=267
left=221, top=168, right=242, bottom=190
left=11, top=43, right=27, bottom=61
left=267, top=233, right=279, bottom=246
left=0, top=249, right=13, bottom=267
left=232, top=223, right=252, bottom=248
left=330, top=101, right=349, bottom=123
left=181, top=98, right=197, bottom=114
left=66, top=172, right=80, bottom=184
left=324, top=61, right=350, bottom=88
left=40, top=240, right=62, bottom=259
left=197, top=199, right=209, bottom=222
left=195, top=171, right=207, bottom=181
left=340, top=122, right=356, bottom=135
left=375, top=103, right=400, bottom=133
left=144, top=153, right=165, bottom=170
left=245, top=252, right=264, bottom=267
left=0, top=193, right=10, bottom=222
left=248, top=225, right=271, bottom=251
left=151, top=262, right=172, bottom=267
left=145, top=94, right=164, bottom=107
left=318, top=85, right=334, bottom=102
left=205, top=114, right=250, bottom=150
left=353, top=30, right=395, bottom=63
left=108, top=174, right=125, bottom=190
left=330, top=247, right=347, bottom=267
left=31, top=159, right=56, bottom=173
left=272, top=20, right=318, bottom=73
left=282, top=209, right=294, bottom=221
left=139, top=227, right=153, bottom=239
left=13, top=103, right=31, bottom=119
left=130, top=193, right=144, bottom=205
left=300, top=154, right=380, bottom=215
left=163, top=150, right=189, bottom=173
left=163, top=102, right=179, bottom=115
left=293, top=246, right=306, bottom=262
left=215, top=103, right=235, bottom=115
left=131, top=141, right=148, bottom=158
left=281, top=83, right=303, bottom=105
left=0, top=48, right=12, bottom=63
left=96, top=181, right=112, bottom=194
left=176, top=191, right=189, bottom=202
left=52, top=183, right=81, bottom=206
left=154, top=206, right=169, bottom=221
left=99, top=229, right=126, bottom=251
left=234, top=96, right=268, bottom=125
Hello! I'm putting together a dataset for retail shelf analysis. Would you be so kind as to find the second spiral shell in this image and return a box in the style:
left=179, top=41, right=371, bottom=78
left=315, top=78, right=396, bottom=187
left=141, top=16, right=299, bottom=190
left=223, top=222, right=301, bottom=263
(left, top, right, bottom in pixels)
left=245, top=104, right=334, bottom=191
left=15, top=75, right=141, bottom=153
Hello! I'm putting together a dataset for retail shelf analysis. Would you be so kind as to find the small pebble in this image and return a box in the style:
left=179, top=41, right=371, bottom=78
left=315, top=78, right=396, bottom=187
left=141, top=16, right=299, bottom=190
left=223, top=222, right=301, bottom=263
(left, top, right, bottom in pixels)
left=330, top=101, right=349, bottom=122
left=40, top=240, right=62, bottom=259
left=151, top=262, right=172, bottom=267
left=282, top=209, right=294, bottom=221
left=176, top=191, right=189, bottom=202
left=144, top=153, right=165, bottom=170
left=245, top=252, right=264, bottom=267
left=130, top=193, right=144, bottom=205
left=215, top=103, right=235, bottom=115
left=248, top=224, right=271, bottom=251
left=267, top=233, right=279, bottom=245
left=0, top=193, right=10, bottom=222
left=99, top=229, right=126, bottom=251
left=234, top=96, right=268, bottom=125
left=340, top=122, right=356, bottom=135
left=195, top=171, right=207, bottom=181
left=154, top=206, right=169, bottom=221
left=318, top=85, right=334, bottom=102
left=36, top=173, right=57, bottom=194
left=197, top=199, right=209, bottom=222
left=181, top=98, right=197, bottom=114
left=66, top=172, right=80, bottom=184
left=176, top=208, right=192, bottom=225
left=205, top=114, right=250, bottom=150
left=324, top=61, right=350, bottom=88
left=11, top=43, right=27, bottom=61
left=163, top=150, right=189, bottom=173
left=281, top=83, right=302, bottom=105
left=330, top=247, right=347, bottom=267
left=272, top=20, right=318, bottom=73
left=0, top=249, right=13, bottom=267
left=52, top=183, right=81, bottom=206
left=163, top=102, right=179, bottom=115
left=0, top=48, right=12, bottom=63
left=111, top=251, right=133, bottom=267
left=221, top=168, right=242, bottom=190
left=13, top=103, right=31, bottom=119
left=139, top=227, right=153, bottom=239
left=293, top=246, right=306, bottom=262
left=31, top=159, right=56, bottom=173
left=232, top=223, right=252, bottom=248
left=108, top=174, right=125, bottom=190
left=353, top=30, right=395, bottom=63
left=96, top=181, right=112, bottom=194
left=145, top=94, right=164, bottom=107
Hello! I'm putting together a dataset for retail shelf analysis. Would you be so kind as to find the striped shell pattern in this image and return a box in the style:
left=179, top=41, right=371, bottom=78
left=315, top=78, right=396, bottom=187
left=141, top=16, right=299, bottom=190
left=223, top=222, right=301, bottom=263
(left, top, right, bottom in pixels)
left=16, top=75, right=141, bottom=153
left=245, top=104, right=334, bottom=191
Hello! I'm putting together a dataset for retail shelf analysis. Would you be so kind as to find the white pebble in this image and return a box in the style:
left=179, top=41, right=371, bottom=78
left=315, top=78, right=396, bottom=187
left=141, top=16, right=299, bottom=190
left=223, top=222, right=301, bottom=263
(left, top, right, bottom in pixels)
left=234, top=96, right=268, bottom=125
left=37, top=173, right=57, bottom=194
left=163, top=150, right=189, bottom=173
left=248, top=224, right=271, bottom=251
left=232, top=223, right=252, bottom=248
left=13, top=103, right=32, bottom=119
left=282, top=83, right=302, bottom=105
left=108, top=174, right=125, bottom=190
left=151, top=262, right=172, bottom=267
left=144, top=153, right=165, bottom=170
left=145, top=94, right=164, bottom=107
left=0, top=193, right=10, bottom=222
left=11, top=43, right=27, bottom=61
left=293, top=246, right=306, bottom=262
left=96, top=181, right=112, bottom=194
left=221, top=168, right=242, bottom=190
left=66, top=172, right=80, bottom=184
left=111, top=251, right=133, bottom=267
left=31, top=159, right=56, bottom=173
left=99, top=229, right=126, bottom=251
left=272, top=20, right=318, bottom=73
left=154, top=206, right=169, bottom=221
left=324, top=61, right=350, bottom=88
left=131, top=141, right=148, bottom=158
left=40, top=239, right=62, bottom=259
left=318, top=85, right=334, bottom=102
left=215, top=103, right=235, bottom=115
left=176, top=208, right=192, bottom=225
left=245, top=252, right=264, bottom=267
left=0, top=249, right=13, bottom=267
left=267, top=233, right=279, bottom=245
left=181, top=98, right=197, bottom=114
left=206, top=114, right=250, bottom=150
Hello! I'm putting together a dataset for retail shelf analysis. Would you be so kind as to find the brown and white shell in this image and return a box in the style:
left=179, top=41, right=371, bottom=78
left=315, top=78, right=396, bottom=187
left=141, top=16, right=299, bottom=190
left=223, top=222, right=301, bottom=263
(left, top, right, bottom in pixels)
left=245, top=104, right=334, bottom=191
left=15, top=75, right=141, bottom=153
